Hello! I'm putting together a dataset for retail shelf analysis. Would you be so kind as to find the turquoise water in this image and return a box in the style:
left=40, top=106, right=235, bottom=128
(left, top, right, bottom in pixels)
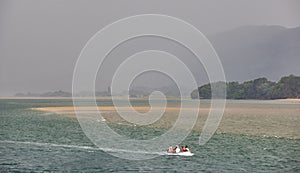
left=0, top=99, right=299, bottom=172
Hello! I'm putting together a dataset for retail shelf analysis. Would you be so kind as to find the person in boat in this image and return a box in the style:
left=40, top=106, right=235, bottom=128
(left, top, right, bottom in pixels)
left=181, top=145, right=190, bottom=152
left=167, top=146, right=173, bottom=153
left=175, top=145, right=180, bottom=153
left=167, top=145, right=188, bottom=153
left=185, top=145, right=190, bottom=152
left=167, top=146, right=176, bottom=153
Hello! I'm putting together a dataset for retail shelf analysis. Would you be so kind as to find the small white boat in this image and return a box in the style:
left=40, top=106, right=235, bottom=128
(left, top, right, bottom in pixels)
left=166, top=151, right=194, bottom=156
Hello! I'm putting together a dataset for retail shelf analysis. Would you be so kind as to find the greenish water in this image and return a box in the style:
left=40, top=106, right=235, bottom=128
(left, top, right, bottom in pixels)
left=0, top=99, right=299, bottom=172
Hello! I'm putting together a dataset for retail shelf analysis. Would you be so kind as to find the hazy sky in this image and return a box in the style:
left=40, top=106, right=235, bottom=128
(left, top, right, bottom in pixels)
left=0, top=0, right=300, bottom=96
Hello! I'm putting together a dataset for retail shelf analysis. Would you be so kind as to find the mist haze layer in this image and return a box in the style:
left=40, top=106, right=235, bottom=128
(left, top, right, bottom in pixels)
left=1, top=0, right=300, bottom=96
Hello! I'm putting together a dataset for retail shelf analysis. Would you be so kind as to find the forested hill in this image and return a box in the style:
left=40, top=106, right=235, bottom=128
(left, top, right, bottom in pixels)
left=191, top=75, right=300, bottom=99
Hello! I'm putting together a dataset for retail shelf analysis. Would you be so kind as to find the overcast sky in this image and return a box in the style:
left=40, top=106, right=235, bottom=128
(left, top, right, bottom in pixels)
left=0, top=0, right=300, bottom=96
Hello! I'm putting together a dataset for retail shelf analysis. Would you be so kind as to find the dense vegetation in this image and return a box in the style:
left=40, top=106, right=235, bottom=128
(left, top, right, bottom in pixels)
left=191, top=75, right=300, bottom=99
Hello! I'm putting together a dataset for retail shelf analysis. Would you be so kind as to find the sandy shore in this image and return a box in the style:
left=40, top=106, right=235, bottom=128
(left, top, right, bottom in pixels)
left=275, top=98, right=300, bottom=103
left=2, top=96, right=299, bottom=103
left=0, top=96, right=109, bottom=100
left=32, top=106, right=209, bottom=112
left=31, top=102, right=300, bottom=139
left=0, top=96, right=185, bottom=100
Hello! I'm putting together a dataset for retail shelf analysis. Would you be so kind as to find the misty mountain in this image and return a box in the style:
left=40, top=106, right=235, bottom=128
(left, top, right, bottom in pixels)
left=208, top=25, right=300, bottom=82
left=15, top=90, right=71, bottom=97
left=129, top=25, right=300, bottom=94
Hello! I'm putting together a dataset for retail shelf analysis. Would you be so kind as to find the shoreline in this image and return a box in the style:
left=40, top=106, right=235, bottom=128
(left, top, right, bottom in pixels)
left=32, top=106, right=209, bottom=112
left=31, top=103, right=300, bottom=140
left=0, top=96, right=186, bottom=100
left=1, top=96, right=300, bottom=104
left=274, top=98, right=300, bottom=103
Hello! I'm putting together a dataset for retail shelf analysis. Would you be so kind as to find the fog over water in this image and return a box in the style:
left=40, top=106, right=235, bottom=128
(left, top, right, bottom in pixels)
left=0, top=0, right=300, bottom=96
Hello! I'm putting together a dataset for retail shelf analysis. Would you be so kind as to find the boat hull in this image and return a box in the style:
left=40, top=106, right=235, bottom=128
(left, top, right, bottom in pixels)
left=166, top=152, right=194, bottom=156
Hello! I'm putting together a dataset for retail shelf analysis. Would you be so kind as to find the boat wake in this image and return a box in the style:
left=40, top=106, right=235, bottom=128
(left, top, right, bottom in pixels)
left=0, top=140, right=166, bottom=156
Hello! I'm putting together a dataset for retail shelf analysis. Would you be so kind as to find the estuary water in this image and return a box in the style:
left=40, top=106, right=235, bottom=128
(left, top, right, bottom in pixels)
left=0, top=99, right=299, bottom=172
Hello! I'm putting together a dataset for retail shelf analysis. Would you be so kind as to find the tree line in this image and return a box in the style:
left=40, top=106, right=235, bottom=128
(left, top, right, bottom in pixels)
left=191, top=75, right=300, bottom=99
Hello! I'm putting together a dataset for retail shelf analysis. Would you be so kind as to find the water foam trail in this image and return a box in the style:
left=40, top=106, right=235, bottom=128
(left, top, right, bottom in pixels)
left=0, top=140, right=165, bottom=155
left=0, top=140, right=97, bottom=150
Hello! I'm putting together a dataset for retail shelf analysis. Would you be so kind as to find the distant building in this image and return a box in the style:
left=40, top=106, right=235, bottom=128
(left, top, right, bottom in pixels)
left=108, top=86, right=111, bottom=96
